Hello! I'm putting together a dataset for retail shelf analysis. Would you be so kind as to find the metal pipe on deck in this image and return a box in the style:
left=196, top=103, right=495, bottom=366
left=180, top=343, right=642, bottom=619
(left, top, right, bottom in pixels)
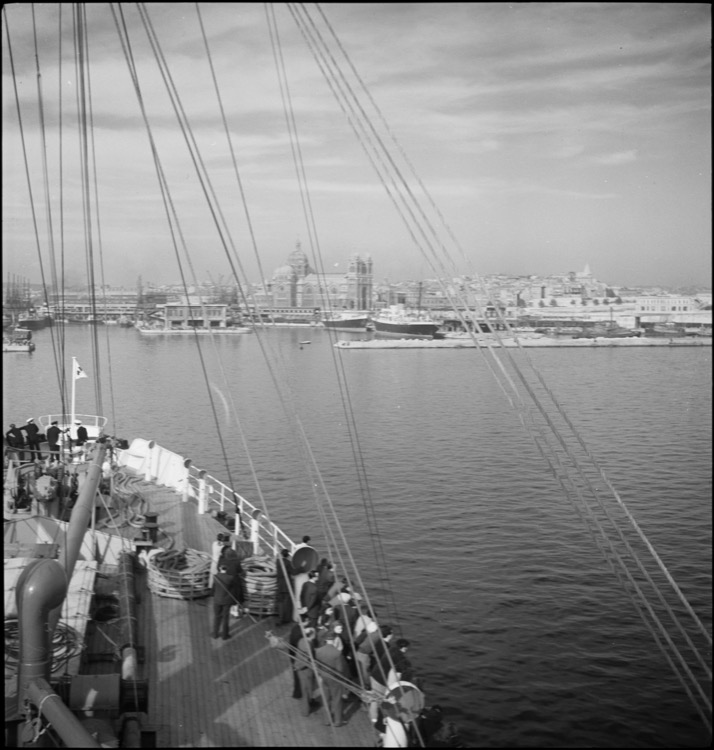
left=16, top=558, right=67, bottom=702
left=15, top=441, right=109, bottom=746
left=62, top=441, right=107, bottom=578
left=118, top=551, right=139, bottom=681
left=25, top=679, right=101, bottom=748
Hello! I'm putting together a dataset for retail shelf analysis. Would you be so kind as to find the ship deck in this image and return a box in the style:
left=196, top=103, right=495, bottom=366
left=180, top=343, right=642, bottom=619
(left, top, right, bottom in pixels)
left=117, top=476, right=374, bottom=747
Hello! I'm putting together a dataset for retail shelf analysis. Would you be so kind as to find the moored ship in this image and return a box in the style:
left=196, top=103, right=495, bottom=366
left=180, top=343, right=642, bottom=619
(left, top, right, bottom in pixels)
left=16, top=312, right=53, bottom=331
left=321, top=311, right=372, bottom=332
left=371, top=305, right=441, bottom=339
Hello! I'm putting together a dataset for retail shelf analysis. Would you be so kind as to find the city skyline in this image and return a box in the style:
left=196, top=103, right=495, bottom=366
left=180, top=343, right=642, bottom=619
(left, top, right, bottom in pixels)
left=2, top=3, right=711, bottom=290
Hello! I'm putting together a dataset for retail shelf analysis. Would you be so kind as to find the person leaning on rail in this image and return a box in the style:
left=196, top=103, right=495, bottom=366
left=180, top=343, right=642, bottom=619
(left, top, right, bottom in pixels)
left=367, top=625, right=394, bottom=724
left=315, top=629, right=350, bottom=727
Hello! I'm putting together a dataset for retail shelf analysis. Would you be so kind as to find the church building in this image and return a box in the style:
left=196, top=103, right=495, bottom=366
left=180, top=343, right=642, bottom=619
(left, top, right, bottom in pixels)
left=266, top=244, right=373, bottom=311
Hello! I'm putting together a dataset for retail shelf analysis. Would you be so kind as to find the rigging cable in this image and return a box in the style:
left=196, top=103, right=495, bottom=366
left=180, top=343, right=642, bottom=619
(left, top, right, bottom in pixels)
left=3, top=5, right=67, bottom=421
left=287, top=1, right=711, bottom=728
left=269, top=1, right=403, bottom=629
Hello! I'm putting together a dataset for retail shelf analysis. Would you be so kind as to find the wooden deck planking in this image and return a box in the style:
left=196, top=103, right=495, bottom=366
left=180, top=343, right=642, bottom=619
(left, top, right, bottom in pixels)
left=130, top=479, right=373, bottom=747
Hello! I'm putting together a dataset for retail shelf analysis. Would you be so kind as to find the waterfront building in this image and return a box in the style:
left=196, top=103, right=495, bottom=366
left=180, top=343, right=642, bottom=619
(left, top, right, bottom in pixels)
left=635, top=295, right=698, bottom=313
left=157, top=299, right=230, bottom=329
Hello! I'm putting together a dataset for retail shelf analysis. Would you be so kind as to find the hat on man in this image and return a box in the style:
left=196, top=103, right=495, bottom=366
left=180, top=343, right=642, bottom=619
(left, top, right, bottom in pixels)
left=51, top=420, right=58, bottom=426
left=75, top=420, right=82, bottom=425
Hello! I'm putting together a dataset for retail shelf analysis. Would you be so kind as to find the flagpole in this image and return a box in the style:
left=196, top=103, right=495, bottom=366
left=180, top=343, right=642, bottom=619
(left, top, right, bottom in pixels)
left=71, top=356, right=77, bottom=428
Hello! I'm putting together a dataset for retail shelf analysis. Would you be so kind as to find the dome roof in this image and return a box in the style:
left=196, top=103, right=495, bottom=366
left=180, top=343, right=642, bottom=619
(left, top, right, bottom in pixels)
left=273, top=264, right=295, bottom=279
left=288, top=248, right=309, bottom=266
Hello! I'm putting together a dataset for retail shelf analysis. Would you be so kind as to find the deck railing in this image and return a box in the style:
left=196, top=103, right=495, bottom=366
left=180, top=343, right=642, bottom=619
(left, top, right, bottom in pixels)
left=116, top=438, right=295, bottom=557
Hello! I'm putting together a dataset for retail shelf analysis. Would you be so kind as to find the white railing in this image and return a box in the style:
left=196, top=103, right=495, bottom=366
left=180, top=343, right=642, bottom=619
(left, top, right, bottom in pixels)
left=115, top=438, right=295, bottom=557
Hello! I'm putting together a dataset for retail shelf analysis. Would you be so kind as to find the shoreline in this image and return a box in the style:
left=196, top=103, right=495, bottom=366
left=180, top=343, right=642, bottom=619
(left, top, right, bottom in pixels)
left=335, top=336, right=713, bottom=349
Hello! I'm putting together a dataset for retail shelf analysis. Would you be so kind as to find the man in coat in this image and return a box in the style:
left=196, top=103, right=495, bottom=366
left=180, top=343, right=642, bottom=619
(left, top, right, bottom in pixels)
left=287, top=616, right=310, bottom=699
left=276, top=548, right=295, bottom=625
left=5, top=423, right=25, bottom=461
left=315, top=630, right=350, bottom=727
left=300, top=569, right=321, bottom=629
left=354, top=619, right=381, bottom=688
left=46, top=421, right=64, bottom=460
left=219, top=547, right=245, bottom=612
left=74, top=420, right=89, bottom=446
left=212, top=564, right=234, bottom=640
left=367, top=625, right=394, bottom=723
left=295, top=626, right=317, bottom=717
left=21, top=418, right=42, bottom=460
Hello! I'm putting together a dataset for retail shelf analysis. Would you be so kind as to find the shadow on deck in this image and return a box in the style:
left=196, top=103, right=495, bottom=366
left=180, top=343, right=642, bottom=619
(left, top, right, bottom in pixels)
left=131, top=478, right=373, bottom=747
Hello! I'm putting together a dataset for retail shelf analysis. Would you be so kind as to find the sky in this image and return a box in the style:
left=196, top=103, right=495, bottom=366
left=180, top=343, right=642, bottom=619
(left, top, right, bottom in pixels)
left=2, top=2, right=711, bottom=290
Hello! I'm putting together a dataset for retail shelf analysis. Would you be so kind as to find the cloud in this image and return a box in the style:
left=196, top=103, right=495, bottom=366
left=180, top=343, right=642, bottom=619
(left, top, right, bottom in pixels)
left=589, top=150, right=638, bottom=166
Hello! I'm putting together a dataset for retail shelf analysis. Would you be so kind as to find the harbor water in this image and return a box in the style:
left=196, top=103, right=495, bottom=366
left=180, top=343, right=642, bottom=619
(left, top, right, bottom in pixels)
left=3, top=325, right=711, bottom=747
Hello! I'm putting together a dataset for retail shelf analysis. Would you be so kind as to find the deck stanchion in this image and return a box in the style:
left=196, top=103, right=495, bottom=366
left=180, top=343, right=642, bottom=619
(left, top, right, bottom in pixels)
left=150, top=442, right=160, bottom=481
left=197, top=470, right=208, bottom=514
left=144, top=441, right=156, bottom=482
left=181, top=459, right=191, bottom=503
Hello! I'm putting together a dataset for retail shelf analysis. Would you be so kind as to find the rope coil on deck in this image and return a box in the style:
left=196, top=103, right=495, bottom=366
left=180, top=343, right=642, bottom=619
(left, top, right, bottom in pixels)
left=242, top=555, right=278, bottom=616
left=146, top=548, right=212, bottom=600
left=5, top=618, right=85, bottom=673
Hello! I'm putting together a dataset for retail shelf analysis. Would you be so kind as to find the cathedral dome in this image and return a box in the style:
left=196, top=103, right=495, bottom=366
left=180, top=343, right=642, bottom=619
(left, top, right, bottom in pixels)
left=287, top=248, right=309, bottom=267
left=273, top=264, right=295, bottom=280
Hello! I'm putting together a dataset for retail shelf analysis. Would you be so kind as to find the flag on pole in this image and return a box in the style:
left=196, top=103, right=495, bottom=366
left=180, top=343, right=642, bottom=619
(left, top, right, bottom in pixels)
left=74, top=360, right=88, bottom=380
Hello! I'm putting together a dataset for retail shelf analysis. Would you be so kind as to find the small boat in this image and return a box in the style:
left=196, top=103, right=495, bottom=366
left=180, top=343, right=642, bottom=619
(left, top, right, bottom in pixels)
left=573, top=322, right=641, bottom=338
left=299, top=340, right=311, bottom=345
left=647, top=323, right=686, bottom=337
left=2, top=328, right=35, bottom=353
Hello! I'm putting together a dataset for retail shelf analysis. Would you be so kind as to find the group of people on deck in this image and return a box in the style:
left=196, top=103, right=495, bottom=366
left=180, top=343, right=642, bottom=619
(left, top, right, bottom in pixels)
left=4, top=418, right=88, bottom=462
left=276, top=542, right=417, bottom=733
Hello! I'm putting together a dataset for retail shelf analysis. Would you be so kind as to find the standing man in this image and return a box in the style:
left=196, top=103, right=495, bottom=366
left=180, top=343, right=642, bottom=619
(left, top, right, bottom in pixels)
left=22, top=418, right=42, bottom=460
left=355, top=620, right=381, bottom=688
left=300, top=569, right=321, bottom=629
left=295, top=626, right=317, bottom=717
left=75, top=420, right=88, bottom=446
left=288, top=615, right=310, bottom=699
left=212, top=564, right=234, bottom=640
left=368, top=625, right=394, bottom=723
left=46, top=421, right=63, bottom=461
left=316, top=629, right=350, bottom=727
left=276, top=548, right=295, bottom=625
left=5, top=423, right=25, bottom=461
